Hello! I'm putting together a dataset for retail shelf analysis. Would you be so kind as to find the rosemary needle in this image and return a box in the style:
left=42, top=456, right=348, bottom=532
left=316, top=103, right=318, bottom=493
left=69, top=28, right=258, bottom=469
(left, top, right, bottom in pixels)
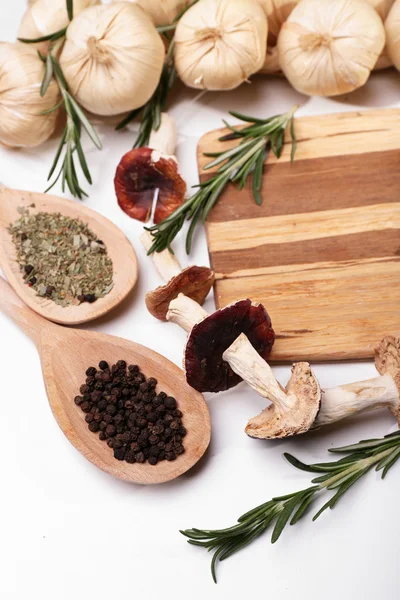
left=146, top=105, right=298, bottom=255
left=181, top=429, right=400, bottom=583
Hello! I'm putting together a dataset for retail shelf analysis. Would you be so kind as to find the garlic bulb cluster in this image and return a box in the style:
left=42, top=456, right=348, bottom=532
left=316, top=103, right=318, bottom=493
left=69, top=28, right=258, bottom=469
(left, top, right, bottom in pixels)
left=258, top=0, right=300, bottom=74
left=278, top=0, right=385, bottom=97
left=366, top=0, right=395, bottom=68
left=122, top=0, right=192, bottom=26
left=386, top=0, right=400, bottom=70
left=0, top=43, right=60, bottom=148
left=19, top=0, right=98, bottom=52
left=59, top=3, right=165, bottom=116
left=174, top=0, right=268, bottom=90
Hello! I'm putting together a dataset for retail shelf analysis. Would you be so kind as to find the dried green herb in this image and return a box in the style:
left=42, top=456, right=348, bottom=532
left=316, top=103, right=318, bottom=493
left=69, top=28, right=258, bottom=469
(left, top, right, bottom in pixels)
left=8, top=208, right=113, bottom=307
left=181, top=429, right=400, bottom=582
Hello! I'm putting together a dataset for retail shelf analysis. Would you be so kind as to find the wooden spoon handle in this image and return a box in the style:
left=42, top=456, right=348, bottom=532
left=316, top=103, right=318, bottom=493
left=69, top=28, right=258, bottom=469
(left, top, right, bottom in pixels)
left=0, top=277, right=55, bottom=347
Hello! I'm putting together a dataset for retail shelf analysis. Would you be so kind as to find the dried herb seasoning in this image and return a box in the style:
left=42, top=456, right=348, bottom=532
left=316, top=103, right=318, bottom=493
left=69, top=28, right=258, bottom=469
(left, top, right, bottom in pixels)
left=8, top=208, right=113, bottom=307
left=75, top=360, right=186, bottom=465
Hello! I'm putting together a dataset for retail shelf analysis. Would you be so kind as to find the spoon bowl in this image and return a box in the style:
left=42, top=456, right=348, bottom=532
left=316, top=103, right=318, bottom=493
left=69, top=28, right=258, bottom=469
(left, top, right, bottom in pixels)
left=0, top=187, right=138, bottom=324
left=0, top=278, right=211, bottom=484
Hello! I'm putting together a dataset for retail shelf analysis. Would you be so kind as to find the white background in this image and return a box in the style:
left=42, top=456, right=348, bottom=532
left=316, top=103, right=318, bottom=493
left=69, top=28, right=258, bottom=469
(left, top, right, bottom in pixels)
left=1, top=2, right=400, bottom=598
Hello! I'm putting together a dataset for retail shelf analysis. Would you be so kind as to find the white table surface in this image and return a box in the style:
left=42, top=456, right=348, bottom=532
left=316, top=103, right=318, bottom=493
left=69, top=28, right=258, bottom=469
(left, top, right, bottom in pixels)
left=1, top=2, right=399, bottom=598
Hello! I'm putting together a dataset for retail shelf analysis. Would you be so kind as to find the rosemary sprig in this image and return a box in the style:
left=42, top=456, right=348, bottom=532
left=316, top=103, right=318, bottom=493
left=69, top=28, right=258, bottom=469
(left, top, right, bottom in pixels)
left=181, top=429, right=400, bottom=583
left=146, top=106, right=298, bottom=254
left=116, top=0, right=199, bottom=146
left=19, top=0, right=102, bottom=199
left=41, top=54, right=102, bottom=199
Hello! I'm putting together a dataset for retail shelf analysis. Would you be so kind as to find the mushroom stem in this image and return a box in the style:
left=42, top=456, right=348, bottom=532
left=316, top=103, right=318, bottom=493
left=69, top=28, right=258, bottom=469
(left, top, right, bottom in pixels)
left=222, top=333, right=294, bottom=412
left=140, top=230, right=181, bottom=281
left=222, top=331, right=400, bottom=429
left=148, top=112, right=178, bottom=157
left=315, top=375, right=399, bottom=427
left=166, top=293, right=208, bottom=333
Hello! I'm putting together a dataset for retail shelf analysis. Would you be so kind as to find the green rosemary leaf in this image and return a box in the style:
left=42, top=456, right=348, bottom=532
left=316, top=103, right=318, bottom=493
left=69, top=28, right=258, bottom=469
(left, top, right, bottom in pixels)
left=202, top=173, right=231, bottom=223
left=47, top=130, right=67, bottom=180
left=203, top=138, right=256, bottom=171
left=284, top=453, right=319, bottom=473
left=330, top=437, right=399, bottom=453
left=50, top=55, right=69, bottom=90
left=40, top=100, right=64, bottom=115
left=74, top=135, right=92, bottom=184
left=271, top=497, right=297, bottom=544
left=156, top=24, right=177, bottom=33
left=40, top=53, right=54, bottom=97
left=67, top=93, right=102, bottom=149
left=376, top=446, right=400, bottom=475
left=252, top=145, right=266, bottom=205
left=67, top=0, right=73, bottom=21
left=18, top=28, right=67, bottom=44
left=290, top=489, right=318, bottom=525
left=290, top=116, right=297, bottom=162
left=228, top=110, right=268, bottom=124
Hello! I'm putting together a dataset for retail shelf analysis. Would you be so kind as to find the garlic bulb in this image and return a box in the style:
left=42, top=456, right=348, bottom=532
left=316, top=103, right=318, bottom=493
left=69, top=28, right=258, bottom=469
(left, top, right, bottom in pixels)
left=257, top=0, right=300, bottom=74
left=278, top=0, right=385, bottom=97
left=0, top=43, right=60, bottom=148
left=174, top=0, right=268, bottom=90
left=59, top=3, right=165, bottom=116
left=365, top=0, right=395, bottom=69
left=19, top=0, right=98, bottom=53
left=386, top=0, right=400, bottom=70
left=121, top=0, right=192, bottom=26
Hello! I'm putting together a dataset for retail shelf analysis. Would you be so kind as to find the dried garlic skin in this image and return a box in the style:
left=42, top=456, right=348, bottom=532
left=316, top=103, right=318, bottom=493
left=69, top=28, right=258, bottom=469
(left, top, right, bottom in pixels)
left=59, top=3, right=165, bottom=116
left=0, top=43, right=60, bottom=148
left=174, top=0, right=268, bottom=90
left=18, top=0, right=99, bottom=54
left=365, top=0, right=395, bottom=69
left=120, top=0, right=193, bottom=26
left=257, top=0, right=301, bottom=74
left=278, top=0, right=385, bottom=97
left=386, top=0, right=400, bottom=71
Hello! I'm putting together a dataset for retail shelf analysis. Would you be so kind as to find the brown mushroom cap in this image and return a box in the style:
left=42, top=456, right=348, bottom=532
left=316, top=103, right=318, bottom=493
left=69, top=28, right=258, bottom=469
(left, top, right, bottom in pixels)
left=185, top=299, right=275, bottom=393
left=375, top=333, right=400, bottom=421
left=245, top=362, right=321, bottom=439
left=145, top=266, right=215, bottom=321
left=114, top=147, right=186, bottom=223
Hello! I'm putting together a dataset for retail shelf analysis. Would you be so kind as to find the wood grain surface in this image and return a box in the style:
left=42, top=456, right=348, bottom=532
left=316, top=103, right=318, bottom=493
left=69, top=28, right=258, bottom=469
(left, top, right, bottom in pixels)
left=198, top=109, right=400, bottom=362
left=0, top=277, right=211, bottom=484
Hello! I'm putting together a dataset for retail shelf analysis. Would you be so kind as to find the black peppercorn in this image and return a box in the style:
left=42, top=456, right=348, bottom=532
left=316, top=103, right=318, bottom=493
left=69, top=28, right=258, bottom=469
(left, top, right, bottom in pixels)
left=84, top=294, right=96, bottom=303
left=166, top=451, right=176, bottom=461
left=99, top=360, right=109, bottom=371
left=148, top=455, right=158, bottom=466
left=74, top=396, right=83, bottom=406
left=86, top=366, right=97, bottom=377
left=135, top=452, right=145, bottom=463
left=114, top=448, right=126, bottom=461
left=24, top=264, right=33, bottom=274
left=164, top=396, right=177, bottom=409
left=88, top=422, right=100, bottom=433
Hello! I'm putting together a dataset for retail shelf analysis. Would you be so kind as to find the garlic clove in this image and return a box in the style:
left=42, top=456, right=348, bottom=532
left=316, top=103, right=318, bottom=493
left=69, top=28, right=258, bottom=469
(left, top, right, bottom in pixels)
left=118, top=0, right=193, bottom=27
left=277, top=0, right=385, bottom=97
left=0, top=43, right=60, bottom=148
left=18, top=0, right=99, bottom=54
left=174, top=0, right=268, bottom=91
left=365, top=0, right=396, bottom=70
left=386, top=0, right=400, bottom=71
left=59, top=3, right=165, bottom=116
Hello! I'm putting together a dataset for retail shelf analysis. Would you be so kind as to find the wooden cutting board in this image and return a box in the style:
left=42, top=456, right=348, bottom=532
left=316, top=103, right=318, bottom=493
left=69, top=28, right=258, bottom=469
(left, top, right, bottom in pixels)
left=198, top=108, right=400, bottom=362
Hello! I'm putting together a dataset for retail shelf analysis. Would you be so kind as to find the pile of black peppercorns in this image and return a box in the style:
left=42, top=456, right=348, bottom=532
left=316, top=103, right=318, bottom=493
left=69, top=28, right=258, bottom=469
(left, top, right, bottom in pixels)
left=74, top=360, right=186, bottom=465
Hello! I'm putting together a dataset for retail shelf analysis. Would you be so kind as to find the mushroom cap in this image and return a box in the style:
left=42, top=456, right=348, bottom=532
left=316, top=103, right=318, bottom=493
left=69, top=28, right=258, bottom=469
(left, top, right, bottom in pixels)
left=245, top=362, right=321, bottom=439
left=375, top=333, right=400, bottom=421
left=114, top=147, right=186, bottom=223
left=145, top=266, right=215, bottom=321
left=185, top=299, right=275, bottom=393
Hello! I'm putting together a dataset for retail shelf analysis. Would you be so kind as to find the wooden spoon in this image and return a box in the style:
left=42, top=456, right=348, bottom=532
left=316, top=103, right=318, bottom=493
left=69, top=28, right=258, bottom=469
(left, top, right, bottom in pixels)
left=0, top=277, right=211, bottom=484
left=0, top=187, right=138, bottom=325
